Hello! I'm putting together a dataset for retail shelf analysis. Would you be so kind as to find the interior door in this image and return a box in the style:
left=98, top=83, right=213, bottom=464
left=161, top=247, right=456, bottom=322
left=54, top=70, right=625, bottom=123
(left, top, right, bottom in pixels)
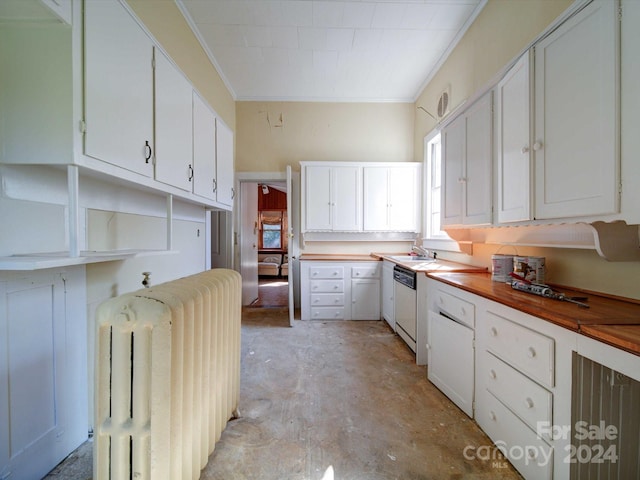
left=240, top=182, right=258, bottom=305
left=286, top=165, right=294, bottom=326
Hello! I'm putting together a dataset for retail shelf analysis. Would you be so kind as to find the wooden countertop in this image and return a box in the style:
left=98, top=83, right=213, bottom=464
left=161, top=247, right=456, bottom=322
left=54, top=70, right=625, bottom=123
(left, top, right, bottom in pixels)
left=428, top=272, right=640, bottom=356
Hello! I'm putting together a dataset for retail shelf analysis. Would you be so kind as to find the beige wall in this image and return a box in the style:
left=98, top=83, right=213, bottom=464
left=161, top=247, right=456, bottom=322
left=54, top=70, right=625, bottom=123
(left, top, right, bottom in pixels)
left=414, top=0, right=572, bottom=154
left=236, top=102, right=414, bottom=172
left=126, top=0, right=235, bottom=130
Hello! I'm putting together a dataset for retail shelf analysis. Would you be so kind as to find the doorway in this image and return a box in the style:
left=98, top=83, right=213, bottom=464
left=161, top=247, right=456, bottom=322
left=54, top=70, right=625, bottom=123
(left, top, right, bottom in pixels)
left=237, top=170, right=299, bottom=323
left=250, top=181, right=288, bottom=308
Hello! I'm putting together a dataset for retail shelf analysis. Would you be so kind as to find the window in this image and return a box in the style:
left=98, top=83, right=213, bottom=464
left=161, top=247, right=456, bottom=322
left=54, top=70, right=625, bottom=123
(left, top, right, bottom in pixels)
left=423, top=131, right=461, bottom=252
left=259, top=210, right=286, bottom=250
left=425, top=132, right=446, bottom=239
left=262, top=222, right=282, bottom=249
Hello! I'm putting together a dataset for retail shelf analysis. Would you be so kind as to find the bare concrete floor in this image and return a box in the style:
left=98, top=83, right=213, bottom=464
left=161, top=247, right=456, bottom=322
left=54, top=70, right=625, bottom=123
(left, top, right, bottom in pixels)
left=46, top=308, right=521, bottom=479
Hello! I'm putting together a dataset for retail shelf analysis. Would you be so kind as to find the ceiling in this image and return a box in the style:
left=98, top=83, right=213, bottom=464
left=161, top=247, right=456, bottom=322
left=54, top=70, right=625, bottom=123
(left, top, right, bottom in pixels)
left=177, top=0, right=486, bottom=103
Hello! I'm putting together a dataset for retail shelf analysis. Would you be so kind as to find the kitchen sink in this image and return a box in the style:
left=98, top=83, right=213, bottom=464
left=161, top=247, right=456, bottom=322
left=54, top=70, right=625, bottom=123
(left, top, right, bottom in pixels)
left=387, top=255, right=437, bottom=264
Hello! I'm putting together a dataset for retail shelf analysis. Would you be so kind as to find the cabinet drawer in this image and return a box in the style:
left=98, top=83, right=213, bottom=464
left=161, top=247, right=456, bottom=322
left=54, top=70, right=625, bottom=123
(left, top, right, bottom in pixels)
left=484, top=352, right=552, bottom=435
left=310, top=280, right=344, bottom=293
left=485, top=311, right=554, bottom=388
left=478, top=391, right=553, bottom=480
left=433, top=289, right=475, bottom=328
left=311, top=294, right=344, bottom=307
left=311, top=307, right=345, bottom=320
left=310, top=266, right=344, bottom=279
left=351, top=264, right=380, bottom=278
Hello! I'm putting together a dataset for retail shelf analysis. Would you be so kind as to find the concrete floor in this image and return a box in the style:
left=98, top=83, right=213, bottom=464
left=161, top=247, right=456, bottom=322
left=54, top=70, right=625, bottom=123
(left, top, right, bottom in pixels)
left=46, top=308, right=521, bottom=479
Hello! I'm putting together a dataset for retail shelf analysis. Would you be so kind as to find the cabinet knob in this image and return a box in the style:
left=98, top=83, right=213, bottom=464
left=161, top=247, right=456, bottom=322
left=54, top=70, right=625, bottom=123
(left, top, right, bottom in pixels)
left=533, top=140, right=543, bottom=151
left=490, top=411, right=497, bottom=422
left=489, top=369, right=497, bottom=380
left=490, top=327, right=498, bottom=337
left=521, top=145, right=530, bottom=154
left=356, top=272, right=360, bottom=276
left=525, top=397, right=534, bottom=409
left=527, top=347, right=536, bottom=358
left=527, top=448, right=538, bottom=460
left=334, top=285, right=339, bottom=290
left=460, top=307, right=466, bottom=316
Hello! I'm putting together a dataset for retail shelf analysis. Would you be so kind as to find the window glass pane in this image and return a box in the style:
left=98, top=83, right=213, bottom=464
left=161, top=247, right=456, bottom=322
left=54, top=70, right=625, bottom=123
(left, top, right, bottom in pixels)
left=262, top=230, right=281, bottom=248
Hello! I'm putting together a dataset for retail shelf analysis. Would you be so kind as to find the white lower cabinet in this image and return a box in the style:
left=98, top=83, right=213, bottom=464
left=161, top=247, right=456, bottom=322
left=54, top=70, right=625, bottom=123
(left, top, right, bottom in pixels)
left=301, top=261, right=380, bottom=321
left=426, top=277, right=575, bottom=480
left=475, top=298, right=575, bottom=480
left=426, top=279, right=476, bottom=416
left=0, top=267, right=88, bottom=480
left=381, top=260, right=395, bottom=330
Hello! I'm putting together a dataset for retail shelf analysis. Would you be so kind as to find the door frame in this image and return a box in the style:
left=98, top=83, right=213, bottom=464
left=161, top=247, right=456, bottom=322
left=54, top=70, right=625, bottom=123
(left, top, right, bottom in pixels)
left=236, top=171, right=300, bottom=319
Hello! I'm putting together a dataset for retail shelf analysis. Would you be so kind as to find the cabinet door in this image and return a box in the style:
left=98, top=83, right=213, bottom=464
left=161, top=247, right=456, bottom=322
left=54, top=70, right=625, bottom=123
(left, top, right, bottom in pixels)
left=192, top=92, right=216, bottom=200
left=84, top=0, right=154, bottom=177
left=497, top=51, right=531, bottom=223
left=534, top=0, right=618, bottom=219
left=442, top=115, right=465, bottom=226
left=215, top=119, right=235, bottom=207
left=154, top=48, right=193, bottom=191
left=333, top=166, right=362, bottom=231
left=463, top=92, right=492, bottom=225
left=0, top=275, right=65, bottom=479
left=363, top=167, right=388, bottom=231
left=304, top=165, right=332, bottom=231
left=387, top=166, right=419, bottom=231
left=351, top=279, right=380, bottom=320
left=381, top=262, right=395, bottom=328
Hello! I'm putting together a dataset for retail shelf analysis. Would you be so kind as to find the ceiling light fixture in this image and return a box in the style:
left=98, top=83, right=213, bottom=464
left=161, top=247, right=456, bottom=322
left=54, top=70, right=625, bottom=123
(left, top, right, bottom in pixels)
left=261, top=184, right=269, bottom=195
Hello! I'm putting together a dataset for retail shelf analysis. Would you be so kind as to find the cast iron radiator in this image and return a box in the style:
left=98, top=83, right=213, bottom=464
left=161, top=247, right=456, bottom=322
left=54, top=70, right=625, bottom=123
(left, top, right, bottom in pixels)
left=94, top=269, right=242, bottom=479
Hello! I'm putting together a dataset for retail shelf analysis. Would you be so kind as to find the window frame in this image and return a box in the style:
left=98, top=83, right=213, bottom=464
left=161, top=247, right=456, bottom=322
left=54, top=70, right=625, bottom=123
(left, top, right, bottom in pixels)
left=422, top=129, right=462, bottom=252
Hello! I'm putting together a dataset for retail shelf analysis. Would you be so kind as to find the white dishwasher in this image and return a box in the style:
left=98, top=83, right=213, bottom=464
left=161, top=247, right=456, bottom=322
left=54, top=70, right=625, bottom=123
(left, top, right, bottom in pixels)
left=427, top=285, right=475, bottom=417
left=393, top=265, right=417, bottom=352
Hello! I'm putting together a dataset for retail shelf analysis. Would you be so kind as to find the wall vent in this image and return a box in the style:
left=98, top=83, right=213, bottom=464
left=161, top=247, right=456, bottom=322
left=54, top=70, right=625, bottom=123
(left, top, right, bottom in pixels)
left=437, top=86, right=451, bottom=119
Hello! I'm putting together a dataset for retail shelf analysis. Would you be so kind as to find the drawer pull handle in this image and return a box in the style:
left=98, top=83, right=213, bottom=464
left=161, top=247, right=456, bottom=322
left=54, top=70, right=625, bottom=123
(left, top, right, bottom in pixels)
left=460, top=307, right=466, bottom=316
left=313, top=272, right=318, bottom=276
left=489, top=369, right=497, bottom=380
left=314, top=299, right=318, bottom=303
left=490, top=411, right=497, bottom=422
left=490, top=327, right=498, bottom=337
left=439, top=296, right=444, bottom=305
left=334, top=286, right=339, bottom=290
left=527, top=347, right=536, bottom=358
left=525, top=398, right=534, bottom=409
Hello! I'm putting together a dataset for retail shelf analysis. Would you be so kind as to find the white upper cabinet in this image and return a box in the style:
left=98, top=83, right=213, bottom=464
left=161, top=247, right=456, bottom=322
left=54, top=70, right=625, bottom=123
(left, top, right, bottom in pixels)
left=496, top=51, right=532, bottom=224
left=533, top=0, right=618, bottom=220
left=363, top=164, right=420, bottom=232
left=154, top=48, right=194, bottom=191
left=215, top=119, right=235, bottom=208
left=303, top=164, right=362, bottom=232
left=192, top=92, right=217, bottom=201
left=442, top=92, right=493, bottom=227
left=84, top=0, right=154, bottom=177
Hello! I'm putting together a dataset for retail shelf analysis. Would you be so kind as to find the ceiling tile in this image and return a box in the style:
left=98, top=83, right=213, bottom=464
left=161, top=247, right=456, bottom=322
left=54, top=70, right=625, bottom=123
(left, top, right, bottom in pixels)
left=179, top=0, right=484, bottom=101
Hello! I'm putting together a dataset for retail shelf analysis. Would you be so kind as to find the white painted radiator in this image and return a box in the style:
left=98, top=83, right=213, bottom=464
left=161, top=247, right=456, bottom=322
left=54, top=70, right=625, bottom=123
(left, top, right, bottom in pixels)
left=94, top=269, right=242, bottom=480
